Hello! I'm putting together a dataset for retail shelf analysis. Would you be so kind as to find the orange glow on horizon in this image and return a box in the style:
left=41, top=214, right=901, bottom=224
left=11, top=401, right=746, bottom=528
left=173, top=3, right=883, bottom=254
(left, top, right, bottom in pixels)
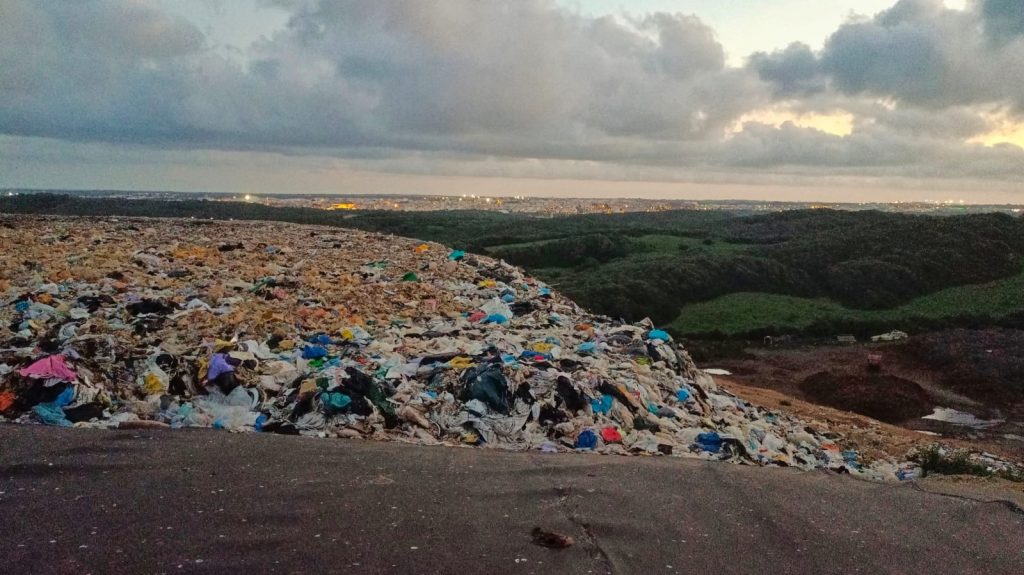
left=968, top=112, right=1024, bottom=149
left=730, top=106, right=855, bottom=137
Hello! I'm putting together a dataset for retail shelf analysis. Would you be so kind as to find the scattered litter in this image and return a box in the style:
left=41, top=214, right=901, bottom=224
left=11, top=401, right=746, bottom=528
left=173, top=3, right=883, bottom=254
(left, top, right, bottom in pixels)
left=531, top=528, right=574, bottom=549
left=871, top=330, right=908, bottom=342
left=0, top=216, right=1019, bottom=482
left=702, top=368, right=732, bottom=376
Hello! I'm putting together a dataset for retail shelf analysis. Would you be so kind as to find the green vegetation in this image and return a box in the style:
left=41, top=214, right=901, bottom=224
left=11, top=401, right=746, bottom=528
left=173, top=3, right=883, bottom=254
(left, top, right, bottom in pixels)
left=670, top=266, right=1024, bottom=336
left=592, top=233, right=749, bottom=256
left=4, top=193, right=1024, bottom=341
left=483, top=233, right=749, bottom=270
left=911, top=446, right=1024, bottom=482
left=672, top=293, right=851, bottom=334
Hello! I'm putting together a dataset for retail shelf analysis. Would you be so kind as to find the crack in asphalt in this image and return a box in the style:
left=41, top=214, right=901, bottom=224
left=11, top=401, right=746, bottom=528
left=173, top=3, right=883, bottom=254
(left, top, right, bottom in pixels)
left=553, top=484, right=616, bottom=575
left=820, top=467, right=1024, bottom=516
left=527, top=454, right=616, bottom=574
left=907, top=481, right=1024, bottom=515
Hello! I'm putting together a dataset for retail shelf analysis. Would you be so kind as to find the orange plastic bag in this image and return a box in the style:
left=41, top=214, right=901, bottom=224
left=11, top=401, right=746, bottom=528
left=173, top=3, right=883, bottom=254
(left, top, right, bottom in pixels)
left=0, top=390, right=16, bottom=413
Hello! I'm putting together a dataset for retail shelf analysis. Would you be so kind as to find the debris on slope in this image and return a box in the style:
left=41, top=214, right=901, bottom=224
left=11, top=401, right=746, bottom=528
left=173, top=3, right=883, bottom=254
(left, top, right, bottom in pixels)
left=0, top=216, right=1018, bottom=482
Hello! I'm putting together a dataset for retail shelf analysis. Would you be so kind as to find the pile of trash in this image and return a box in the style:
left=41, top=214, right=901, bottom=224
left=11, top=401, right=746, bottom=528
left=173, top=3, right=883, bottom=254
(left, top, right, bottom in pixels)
left=1, top=215, right=1014, bottom=482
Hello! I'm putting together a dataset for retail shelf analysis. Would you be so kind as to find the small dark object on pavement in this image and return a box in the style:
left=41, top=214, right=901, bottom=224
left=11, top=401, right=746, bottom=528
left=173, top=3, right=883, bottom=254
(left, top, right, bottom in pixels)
left=531, top=527, right=574, bottom=549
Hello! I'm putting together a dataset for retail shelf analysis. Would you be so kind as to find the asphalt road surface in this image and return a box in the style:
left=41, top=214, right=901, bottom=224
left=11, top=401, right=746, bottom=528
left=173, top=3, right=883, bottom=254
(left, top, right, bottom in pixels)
left=1, top=425, right=1022, bottom=574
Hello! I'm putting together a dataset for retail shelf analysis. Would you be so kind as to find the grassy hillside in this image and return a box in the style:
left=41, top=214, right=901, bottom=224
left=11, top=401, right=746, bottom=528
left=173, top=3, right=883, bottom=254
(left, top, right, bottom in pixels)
left=670, top=265, right=1024, bottom=337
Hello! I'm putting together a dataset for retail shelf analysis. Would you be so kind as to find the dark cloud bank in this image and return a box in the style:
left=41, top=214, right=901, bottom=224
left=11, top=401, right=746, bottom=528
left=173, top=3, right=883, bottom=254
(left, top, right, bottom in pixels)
left=1, top=0, right=1023, bottom=185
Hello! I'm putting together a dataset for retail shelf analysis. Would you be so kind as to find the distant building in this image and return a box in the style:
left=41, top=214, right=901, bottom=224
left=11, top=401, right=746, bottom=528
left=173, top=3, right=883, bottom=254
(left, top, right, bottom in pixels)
left=837, top=335, right=857, bottom=344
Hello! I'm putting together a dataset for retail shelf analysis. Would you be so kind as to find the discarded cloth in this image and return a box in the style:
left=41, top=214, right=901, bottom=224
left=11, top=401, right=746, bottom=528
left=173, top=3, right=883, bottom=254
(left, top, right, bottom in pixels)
left=18, top=355, right=77, bottom=384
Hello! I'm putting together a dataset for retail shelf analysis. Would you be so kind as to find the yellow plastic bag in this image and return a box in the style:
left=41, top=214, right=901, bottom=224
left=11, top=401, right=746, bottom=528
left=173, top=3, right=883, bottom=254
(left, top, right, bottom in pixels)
left=448, top=356, right=476, bottom=370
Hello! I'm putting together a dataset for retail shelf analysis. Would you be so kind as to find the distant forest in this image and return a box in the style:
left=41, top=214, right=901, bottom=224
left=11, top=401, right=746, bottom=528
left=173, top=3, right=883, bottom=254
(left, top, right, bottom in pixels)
left=4, top=193, right=1024, bottom=340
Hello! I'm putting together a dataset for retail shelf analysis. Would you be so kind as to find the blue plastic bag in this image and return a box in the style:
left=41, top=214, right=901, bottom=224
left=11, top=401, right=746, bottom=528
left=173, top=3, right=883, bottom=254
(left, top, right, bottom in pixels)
left=322, top=391, right=352, bottom=413
left=647, top=329, right=671, bottom=342
left=33, top=386, right=75, bottom=427
left=695, top=431, right=722, bottom=453
left=575, top=429, right=598, bottom=450
left=590, top=395, right=613, bottom=414
left=302, top=345, right=328, bottom=359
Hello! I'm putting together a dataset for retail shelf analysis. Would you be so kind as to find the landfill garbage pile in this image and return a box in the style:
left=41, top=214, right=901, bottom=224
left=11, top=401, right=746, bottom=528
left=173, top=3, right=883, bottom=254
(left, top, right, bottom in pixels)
left=2, top=215, right=1016, bottom=482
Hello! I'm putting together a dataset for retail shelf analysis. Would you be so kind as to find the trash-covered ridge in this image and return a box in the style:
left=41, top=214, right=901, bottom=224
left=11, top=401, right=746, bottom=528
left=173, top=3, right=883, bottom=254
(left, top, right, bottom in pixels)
left=1, top=216, right=921, bottom=479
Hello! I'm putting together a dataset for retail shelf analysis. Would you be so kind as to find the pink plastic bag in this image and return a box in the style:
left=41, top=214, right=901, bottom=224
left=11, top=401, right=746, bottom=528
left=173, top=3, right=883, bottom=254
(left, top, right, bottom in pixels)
left=18, top=355, right=77, bottom=384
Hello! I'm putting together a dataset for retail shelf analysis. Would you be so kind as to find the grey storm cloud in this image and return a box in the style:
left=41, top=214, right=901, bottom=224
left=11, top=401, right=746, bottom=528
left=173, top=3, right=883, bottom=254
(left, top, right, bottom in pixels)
left=0, top=1, right=204, bottom=142
left=748, top=43, right=824, bottom=97
left=721, top=120, right=1024, bottom=180
left=0, top=0, right=765, bottom=160
left=752, top=0, right=1024, bottom=111
left=867, top=105, right=993, bottom=139
left=0, top=0, right=1023, bottom=185
left=981, top=0, right=1024, bottom=44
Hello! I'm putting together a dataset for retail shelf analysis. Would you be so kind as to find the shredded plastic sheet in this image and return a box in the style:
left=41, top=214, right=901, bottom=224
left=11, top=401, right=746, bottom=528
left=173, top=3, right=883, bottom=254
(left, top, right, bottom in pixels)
left=18, top=355, right=77, bottom=384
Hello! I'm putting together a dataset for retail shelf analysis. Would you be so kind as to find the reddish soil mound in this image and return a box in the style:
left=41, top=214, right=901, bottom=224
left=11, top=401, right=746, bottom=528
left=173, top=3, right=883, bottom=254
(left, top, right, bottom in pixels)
left=905, top=329, right=1024, bottom=403
left=799, top=371, right=933, bottom=424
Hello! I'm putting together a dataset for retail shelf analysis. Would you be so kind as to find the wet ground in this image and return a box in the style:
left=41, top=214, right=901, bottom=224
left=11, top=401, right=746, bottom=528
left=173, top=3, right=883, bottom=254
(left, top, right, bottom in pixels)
left=2, top=425, right=1022, bottom=574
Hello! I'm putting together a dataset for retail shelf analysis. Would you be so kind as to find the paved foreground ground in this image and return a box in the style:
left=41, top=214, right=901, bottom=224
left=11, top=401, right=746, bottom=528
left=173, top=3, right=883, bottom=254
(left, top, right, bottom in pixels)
left=1, top=425, right=1022, bottom=574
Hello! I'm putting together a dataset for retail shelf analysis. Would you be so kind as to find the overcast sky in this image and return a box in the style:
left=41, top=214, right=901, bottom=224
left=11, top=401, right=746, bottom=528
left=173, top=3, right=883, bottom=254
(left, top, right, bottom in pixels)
left=2, top=0, right=1022, bottom=202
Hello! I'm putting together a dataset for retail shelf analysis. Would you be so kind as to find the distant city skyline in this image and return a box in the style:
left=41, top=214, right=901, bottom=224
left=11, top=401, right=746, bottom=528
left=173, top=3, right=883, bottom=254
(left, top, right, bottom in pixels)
left=1, top=1, right=1022, bottom=202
